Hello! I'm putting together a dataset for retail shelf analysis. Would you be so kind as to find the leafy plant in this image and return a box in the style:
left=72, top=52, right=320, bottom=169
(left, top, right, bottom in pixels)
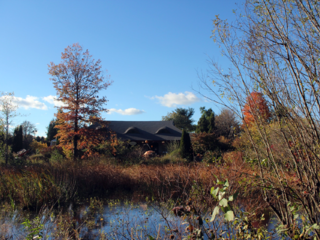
left=210, top=179, right=237, bottom=222
left=22, top=216, right=44, bottom=240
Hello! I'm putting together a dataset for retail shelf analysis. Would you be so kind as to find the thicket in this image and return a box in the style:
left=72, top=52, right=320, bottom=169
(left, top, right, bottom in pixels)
left=196, top=0, right=320, bottom=238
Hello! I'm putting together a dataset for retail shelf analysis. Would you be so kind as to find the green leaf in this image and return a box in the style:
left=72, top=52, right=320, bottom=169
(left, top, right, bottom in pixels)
left=210, top=206, right=220, bottom=222
left=210, top=187, right=215, bottom=196
left=224, top=179, right=229, bottom=188
left=219, top=198, right=228, bottom=207
left=148, top=235, right=155, bottom=240
left=234, top=191, right=239, bottom=200
left=221, top=205, right=231, bottom=213
left=224, top=210, right=234, bottom=221
left=211, top=187, right=219, bottom=198
left=218, top=191, right=225, bottom=200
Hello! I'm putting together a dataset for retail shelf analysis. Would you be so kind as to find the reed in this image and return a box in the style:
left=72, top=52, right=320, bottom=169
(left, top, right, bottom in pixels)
left=0, top=153, right=267, bottom=211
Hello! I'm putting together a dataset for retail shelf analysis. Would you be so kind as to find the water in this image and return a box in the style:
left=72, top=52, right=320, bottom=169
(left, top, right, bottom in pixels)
left=0, top=201, right=284, bottom=239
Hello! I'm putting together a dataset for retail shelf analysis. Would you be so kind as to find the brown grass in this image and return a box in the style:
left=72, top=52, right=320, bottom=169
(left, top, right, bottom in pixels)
left=0, top=151, right=295, bottom=211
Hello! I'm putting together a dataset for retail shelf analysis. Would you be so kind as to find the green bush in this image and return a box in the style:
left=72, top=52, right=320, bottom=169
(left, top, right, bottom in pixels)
left=166, top=140, right=180, bottom=154
left=202, top=150, right=222, bottom=164
left=179, top=129, right=193, bottom=162
left=170, top=148, right=181, bottom=158
left=50, top=149, right=64, bottom=164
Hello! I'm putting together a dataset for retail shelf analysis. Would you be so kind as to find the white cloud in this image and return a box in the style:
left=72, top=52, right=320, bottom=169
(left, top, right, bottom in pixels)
left=0, top=95, right=47, bottom=110
left=43, top=95, right=67, bottom=107
left=108, top=108, right=145, bottom=115
left=151, top=91, right=200, bottom=107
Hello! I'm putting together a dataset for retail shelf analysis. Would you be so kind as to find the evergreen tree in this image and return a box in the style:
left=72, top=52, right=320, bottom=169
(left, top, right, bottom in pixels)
left=12, top=125, right=23, bottom=152
left=47, top=119, right=58, bottom=142
left=196, top=115, right=209, bottom=133
left=180, top=129, right=193, bottom=162
left=196, top=107, right=216, bottom=133
left=162, top=107, right=196, bottom=132
left=207, top=112, right=215, bottom=133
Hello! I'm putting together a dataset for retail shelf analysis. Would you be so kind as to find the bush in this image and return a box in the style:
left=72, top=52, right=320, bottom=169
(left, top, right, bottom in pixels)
left=202, top=150, right=222, bottom=164
left=166, top=140, right=180, bottom=154
left=39, top=146, right=65, bottom=160
left=170, top=148, right=181, bottom=158
left=50, top=149, right=64, bottom=164
left=30, top=140, right=47, bottom=154
left=180, top=129, right=193, bottom=162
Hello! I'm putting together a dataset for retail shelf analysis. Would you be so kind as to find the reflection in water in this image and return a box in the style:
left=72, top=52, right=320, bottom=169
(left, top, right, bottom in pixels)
left=0, top=202, right=282, bottom=239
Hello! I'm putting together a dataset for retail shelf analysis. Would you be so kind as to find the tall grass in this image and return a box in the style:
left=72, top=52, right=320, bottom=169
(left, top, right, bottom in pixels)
left=0, top=154, right=267, bottom=211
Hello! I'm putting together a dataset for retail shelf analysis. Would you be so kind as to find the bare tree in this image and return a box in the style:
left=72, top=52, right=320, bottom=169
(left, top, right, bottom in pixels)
left=196, top=0, right=320, bottom=237
left=215, top=108, right=240, bottom=139
left=0, top=92, right=19, bottom=164
left=21, top=120, right=37, bottom=149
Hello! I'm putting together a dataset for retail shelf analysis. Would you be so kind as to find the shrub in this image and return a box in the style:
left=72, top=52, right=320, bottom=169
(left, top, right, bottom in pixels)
left=50, top=149, right=64, bottom=164
left=179, top=129, right=193, bottom=162
left=39, top=146, right=65, bottom=160
left=30, top=140, right=47, bottom=154
left=165, top=140, right=180, bottom=154
left=202, top=150, right=222, bottom=164
left=191, top=132, right=217, bottom=155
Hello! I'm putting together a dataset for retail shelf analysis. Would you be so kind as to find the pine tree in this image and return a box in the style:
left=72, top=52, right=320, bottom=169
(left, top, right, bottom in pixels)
left=12, top=125, right=23, bottom=152
left=196, top=115, right=209, bottom=133
left=207, top=112, right=215, bottom=133
left=196, top=107, right=216, bottom=133
left=180, top=129, right=193, bottom=162
left=47, top=119, right=58, bottom=142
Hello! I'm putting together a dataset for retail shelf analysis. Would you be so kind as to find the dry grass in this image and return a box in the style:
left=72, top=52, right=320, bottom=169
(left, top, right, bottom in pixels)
left=0, top=151, right=295, bottom=211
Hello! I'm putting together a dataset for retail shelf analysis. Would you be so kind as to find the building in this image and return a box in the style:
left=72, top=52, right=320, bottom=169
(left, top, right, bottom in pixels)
left=90, top=120, right=182, bottom=155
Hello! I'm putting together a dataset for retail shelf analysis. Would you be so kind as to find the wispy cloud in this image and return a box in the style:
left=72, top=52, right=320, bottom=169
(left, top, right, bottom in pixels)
left=108, top=108, right=145, bottom=115
left=0, top=95, right=47, bottom=110
left=43, top=95, right=67, bottom=107
left=150, top=91, right=200, bottom=107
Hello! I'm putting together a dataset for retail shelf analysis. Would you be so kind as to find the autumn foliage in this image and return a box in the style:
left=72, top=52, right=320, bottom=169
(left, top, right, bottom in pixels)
left=48, top=43, right=112, bottom=160
left=242, top=92, right=271, bottom=127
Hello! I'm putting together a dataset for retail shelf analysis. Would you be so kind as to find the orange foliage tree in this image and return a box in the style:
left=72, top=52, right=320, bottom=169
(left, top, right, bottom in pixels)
left=242, top=92, right=271, bottom=127
left=48, top=43, right=112, bottom=161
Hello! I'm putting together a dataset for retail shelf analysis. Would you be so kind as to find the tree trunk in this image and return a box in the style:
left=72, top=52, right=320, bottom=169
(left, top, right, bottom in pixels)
left=73, top=96, right=79, bottom=161
left=5, top=114, right=8, bottom=165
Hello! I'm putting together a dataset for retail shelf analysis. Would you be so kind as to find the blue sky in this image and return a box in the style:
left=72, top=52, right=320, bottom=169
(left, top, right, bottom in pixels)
left=0, top=0, right=241, bottom=137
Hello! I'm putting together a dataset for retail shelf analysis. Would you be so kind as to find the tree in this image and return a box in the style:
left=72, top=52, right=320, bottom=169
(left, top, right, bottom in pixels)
left=196, top=0, right=320, bottom=236
left=0, top=120, right=5, bottom=159
left=47, top=119, right=58, bottom=142
left=12, top=125, right=23, bottom=153
left=196, top=115, right=209, bottom=133
left=162, top=107, right=196, bottom=132
left=0, top=92, right=19, bottom=164
left=48, top=43, right=112, bottom=161
left=196, top=107, right=215, bottom=133
left=21, top=121, right=37, bottom=149
left=179, top=129, right=193, bottom=161
left=242, top=92, right=271, bottom=127
left=215, top=108, right=239, bottom=139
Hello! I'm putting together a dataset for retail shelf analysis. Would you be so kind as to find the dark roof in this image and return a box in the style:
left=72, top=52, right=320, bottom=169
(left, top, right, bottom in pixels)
left=90, top=120, right=182, bottom=141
